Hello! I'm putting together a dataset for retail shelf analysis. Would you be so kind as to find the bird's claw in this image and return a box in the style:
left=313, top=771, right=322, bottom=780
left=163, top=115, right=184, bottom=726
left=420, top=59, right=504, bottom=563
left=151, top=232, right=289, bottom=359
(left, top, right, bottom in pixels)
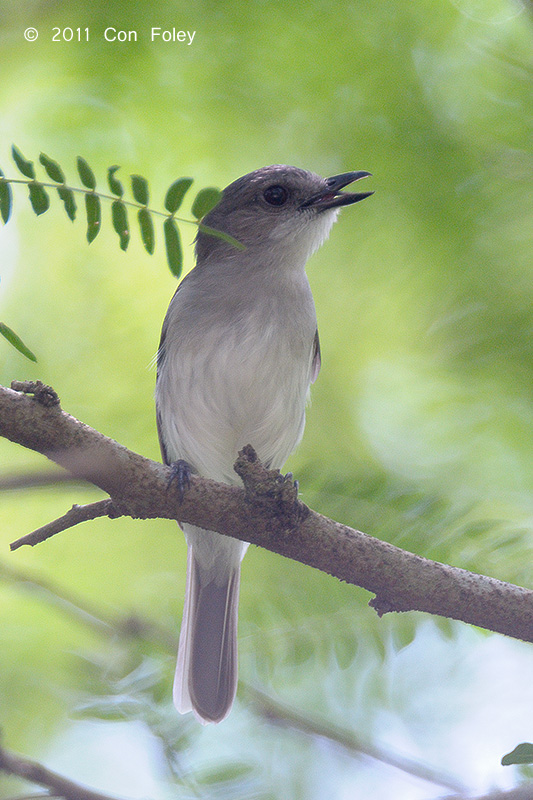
left=278, top=471, right=299, bottom=495
left=167, top=459, right=192, bottom=503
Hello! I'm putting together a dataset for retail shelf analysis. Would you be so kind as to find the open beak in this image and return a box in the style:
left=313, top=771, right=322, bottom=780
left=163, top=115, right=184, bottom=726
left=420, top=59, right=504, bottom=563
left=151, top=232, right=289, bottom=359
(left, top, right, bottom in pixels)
left=301, top=171, right=373, bottom=211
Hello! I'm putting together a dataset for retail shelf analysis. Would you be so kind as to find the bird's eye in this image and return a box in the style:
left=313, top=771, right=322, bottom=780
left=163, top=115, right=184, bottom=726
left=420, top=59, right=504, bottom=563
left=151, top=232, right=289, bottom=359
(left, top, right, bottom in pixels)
left=263, top=185, right=289, bottom=206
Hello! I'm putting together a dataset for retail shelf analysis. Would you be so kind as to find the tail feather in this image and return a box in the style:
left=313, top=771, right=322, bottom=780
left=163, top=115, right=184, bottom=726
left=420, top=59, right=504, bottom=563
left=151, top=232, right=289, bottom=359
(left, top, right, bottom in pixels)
left=174, top=540, right=240, bottom=724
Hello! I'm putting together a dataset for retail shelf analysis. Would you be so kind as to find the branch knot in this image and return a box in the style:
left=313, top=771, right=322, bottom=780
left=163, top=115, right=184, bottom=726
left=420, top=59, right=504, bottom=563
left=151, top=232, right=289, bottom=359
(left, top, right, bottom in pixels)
left=234, top=444, right=309, bottom=529
left=11, top=380, right=60, bottom=408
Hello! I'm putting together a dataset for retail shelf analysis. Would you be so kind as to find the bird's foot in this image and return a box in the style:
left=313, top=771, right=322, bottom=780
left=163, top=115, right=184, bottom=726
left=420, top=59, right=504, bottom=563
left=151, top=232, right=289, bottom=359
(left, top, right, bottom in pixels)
left=275, top=471, right=301, bottom=515
left=167, top=459, right=193, bottom=503
left=234, top=445, right=308, bottom=527
left=280, top=472, right=299, bottom=496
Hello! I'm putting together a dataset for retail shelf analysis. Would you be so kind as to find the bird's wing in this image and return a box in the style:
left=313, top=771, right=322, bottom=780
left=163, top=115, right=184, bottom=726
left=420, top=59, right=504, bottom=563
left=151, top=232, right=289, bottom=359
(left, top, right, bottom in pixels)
left=310, top=328, right=321, bottom=383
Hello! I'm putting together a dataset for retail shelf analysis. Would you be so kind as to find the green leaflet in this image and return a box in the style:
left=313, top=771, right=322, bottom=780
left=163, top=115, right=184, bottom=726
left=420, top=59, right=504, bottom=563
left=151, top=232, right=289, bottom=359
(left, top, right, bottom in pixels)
left=191, top=187, right=222, bottom=219
left=131, top=174, right=149, bottom=206
left=164, top=177, right=193, bottom=214
left=39, top=153, right=66, bottom=183
left=28, top=182, right=50, bottom=215
left=0, top=171, right=12, bottom=223
left=77, top=156, right=96, bottom=190
left=138, top=207, right=154, bottom=254
left=0, top=322, right=37, bottom=362
left=57, top=186, right=77, bottom=221
left=108, top=166, right=124, bottom=197
left=163, top=217, right=182, bottom=277
left=501, top=743, right=533, bottom=766
left=11, top=145, right=35, bottom=179
left=111, top=199, right=130, bottom=251
left=198, top=223, right=244, bottom=250
left=85, top=192, right=101, bottom=242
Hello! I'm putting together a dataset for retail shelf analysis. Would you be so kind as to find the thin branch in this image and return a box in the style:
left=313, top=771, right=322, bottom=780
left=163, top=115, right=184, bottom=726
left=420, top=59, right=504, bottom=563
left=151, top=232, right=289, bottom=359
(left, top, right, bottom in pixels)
left=0, top=559, right=178, bottom=650
left=245, top=686, right=467, bottom=794
left=2, top=561, right=462, bottom=792
left=445, top=785, right=533, bottom=800
left=5, top=793, right=63, bottom=800
left=1, top=382, right=532, bottom=643
left=10, top=499, right=122, bottom=551
left=0, top=468, right=87, bottom=490
left=0, top=743, right=130, bottom=800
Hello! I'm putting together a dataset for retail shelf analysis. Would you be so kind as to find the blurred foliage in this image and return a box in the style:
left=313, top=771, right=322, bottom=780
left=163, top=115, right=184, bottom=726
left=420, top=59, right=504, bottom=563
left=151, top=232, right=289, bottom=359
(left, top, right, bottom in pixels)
left=0, top=0, right=532, bottom=797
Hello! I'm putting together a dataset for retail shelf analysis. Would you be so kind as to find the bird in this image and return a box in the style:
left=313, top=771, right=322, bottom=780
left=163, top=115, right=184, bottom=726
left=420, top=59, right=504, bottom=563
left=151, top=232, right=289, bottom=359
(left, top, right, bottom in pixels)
left=155, top=164, right=372, bottom=723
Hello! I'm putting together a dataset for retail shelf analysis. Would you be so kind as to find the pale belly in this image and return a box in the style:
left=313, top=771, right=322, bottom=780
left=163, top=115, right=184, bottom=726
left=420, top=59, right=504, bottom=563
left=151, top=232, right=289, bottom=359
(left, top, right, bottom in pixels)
left=157, top=322, right=313, bottom=484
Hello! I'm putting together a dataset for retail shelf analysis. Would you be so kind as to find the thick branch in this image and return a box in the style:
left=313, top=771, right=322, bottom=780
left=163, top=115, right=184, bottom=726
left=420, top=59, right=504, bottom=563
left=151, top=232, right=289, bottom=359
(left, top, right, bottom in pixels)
left=0, top=742, right=126, bottom=800
left=1, top=382, right=532, bottom=643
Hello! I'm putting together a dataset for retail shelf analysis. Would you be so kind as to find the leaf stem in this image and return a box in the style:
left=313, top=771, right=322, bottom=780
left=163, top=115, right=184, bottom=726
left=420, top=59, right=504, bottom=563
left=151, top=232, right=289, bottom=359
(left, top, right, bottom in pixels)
left=1, top=177, right=194, bottom=225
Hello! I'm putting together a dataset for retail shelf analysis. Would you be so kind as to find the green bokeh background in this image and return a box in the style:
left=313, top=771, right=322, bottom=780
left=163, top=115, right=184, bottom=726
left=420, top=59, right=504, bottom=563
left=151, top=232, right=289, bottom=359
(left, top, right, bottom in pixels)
left=0, top=0, right=532, bottom=797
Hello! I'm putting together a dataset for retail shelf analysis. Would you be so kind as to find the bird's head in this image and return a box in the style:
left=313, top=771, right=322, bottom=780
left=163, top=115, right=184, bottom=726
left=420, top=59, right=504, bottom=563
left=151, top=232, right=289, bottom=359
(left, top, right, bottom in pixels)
left=196, top=165, right=372, bottom=266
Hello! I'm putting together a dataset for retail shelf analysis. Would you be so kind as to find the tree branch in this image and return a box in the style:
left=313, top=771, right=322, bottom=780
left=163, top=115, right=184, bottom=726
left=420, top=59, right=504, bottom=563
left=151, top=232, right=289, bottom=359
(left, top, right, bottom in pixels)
left=10, top=499, right=122, bottom=550
left=245, top=685, right=466, bottom=793
left=1, top=382, right=532, bottom=643
left=0, top=559, right=178, bottom=650
left=0, top=742, right=128, bottom=800
left=1, top=561, right=462, bottom=791
left=0, top=466, right=85, bottom=490
left=446, top=785, right=533, bottom=800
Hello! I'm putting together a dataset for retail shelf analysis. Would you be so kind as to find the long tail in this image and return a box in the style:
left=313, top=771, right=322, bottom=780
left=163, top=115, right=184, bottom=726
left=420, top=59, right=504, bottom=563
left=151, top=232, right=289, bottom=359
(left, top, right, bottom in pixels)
left=174, top=527, right=242, bottom=724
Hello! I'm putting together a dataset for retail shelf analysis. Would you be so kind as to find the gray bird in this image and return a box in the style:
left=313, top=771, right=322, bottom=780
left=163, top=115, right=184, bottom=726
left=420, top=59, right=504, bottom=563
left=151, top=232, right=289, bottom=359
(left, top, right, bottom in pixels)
left=156, top=164, right=372, bottom=724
